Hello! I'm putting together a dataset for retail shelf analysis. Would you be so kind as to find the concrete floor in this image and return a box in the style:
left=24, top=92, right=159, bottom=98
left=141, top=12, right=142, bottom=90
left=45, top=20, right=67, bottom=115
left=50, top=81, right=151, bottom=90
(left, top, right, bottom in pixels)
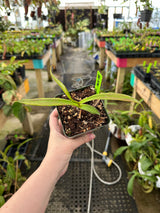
left=0, top=45, right=160, bottom=213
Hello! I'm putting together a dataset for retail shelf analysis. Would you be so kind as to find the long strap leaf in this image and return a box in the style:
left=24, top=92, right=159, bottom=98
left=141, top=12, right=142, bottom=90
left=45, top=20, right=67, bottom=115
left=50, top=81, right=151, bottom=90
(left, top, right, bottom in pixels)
left=80, top=103, right=100, bottom=115
left=50, top=68, right=79, bottom=106
left=18, top=98, right=100, bottom=115
left=80, top=93, right=140, bottom=104
left=18, top=98, right=80, bottom=107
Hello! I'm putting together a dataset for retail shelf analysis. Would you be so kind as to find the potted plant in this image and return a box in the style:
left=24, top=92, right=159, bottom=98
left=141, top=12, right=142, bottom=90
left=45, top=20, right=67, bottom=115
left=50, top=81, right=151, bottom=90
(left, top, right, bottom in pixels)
left=17, top=69, right=139, bottom=138
left=0, top=57, right=29, bottom=123
left=114, top=130, right=160, bottom=195
left=0, top=138, right=31, bottom=207
left=108, top=110, right=137, bottom=140
left=98, top=1, right=108, bottom=19
left=114, top=109, right=160, bottom=196
left=123, top=0, right=153, bottom=22
left=140, top=0, right=153, bottom=22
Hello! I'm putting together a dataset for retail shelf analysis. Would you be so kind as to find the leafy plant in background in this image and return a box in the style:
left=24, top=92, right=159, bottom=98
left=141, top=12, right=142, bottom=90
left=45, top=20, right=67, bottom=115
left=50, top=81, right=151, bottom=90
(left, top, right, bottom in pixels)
left=98, top=1, right=108, bottom=14
left=0, top=57, right=29, bottom=122
left=114, top=131, right=160, bottom=195
left=17, top=68, right=139, bottom=115
left=122, top=0, right=153, bottom=11
left=114, top=108, right=160, bottom=196
left=0, top=138, right=31, bottom=207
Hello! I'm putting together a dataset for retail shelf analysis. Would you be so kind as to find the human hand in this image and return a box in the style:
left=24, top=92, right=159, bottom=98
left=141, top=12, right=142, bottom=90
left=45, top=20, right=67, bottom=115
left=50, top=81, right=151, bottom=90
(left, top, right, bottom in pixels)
left=44, top=108, right=95, bottom=179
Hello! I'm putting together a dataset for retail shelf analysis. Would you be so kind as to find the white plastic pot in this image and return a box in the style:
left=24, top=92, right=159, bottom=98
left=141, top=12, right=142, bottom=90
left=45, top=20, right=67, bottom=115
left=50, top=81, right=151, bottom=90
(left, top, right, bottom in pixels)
left=108, top=120, right=125, bottom=140
left=138, top=155, right=160, bottom=188
left=125, top=125, right=157, bottom=146
left=125, top=125, right=141, bottom=146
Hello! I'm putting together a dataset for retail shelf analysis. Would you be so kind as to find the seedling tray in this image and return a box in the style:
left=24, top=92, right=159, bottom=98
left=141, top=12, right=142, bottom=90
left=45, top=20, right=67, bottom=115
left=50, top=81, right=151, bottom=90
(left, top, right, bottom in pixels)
left=150, top=74, right=160, bottom=92
left=110, top=47, right=159, bottom=58
left=134, top=66, right=151, bottom=83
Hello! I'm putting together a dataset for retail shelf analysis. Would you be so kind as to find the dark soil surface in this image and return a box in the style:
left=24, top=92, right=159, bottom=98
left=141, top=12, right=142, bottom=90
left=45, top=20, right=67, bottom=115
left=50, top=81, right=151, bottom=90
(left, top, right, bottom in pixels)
left=57, top=86, right=109, bottom=137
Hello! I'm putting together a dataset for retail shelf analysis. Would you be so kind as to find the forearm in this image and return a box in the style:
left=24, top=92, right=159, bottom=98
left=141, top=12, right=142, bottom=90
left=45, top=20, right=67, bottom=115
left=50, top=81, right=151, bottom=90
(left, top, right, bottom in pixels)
left=0, top=156, right=59, bottom=213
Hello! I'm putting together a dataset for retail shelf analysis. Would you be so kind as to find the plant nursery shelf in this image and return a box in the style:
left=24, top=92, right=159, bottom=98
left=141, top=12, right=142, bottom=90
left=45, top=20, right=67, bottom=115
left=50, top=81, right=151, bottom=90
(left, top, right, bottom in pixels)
left=0, top=78, right=34, bottom=135
left=105, top=49, right=160, bottom=93
left=94, top=37, right=106, bottom=69
left=0, top=38, right=63, bottom=98
left=130, top=76, right=160, bottom=119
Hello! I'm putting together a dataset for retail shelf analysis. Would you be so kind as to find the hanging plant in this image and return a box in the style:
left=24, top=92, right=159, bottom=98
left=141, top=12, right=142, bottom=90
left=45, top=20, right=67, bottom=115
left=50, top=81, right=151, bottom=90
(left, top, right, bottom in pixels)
left=37, top=2, right=42, bottom=18
left=24, top=0, right=31, bottom=16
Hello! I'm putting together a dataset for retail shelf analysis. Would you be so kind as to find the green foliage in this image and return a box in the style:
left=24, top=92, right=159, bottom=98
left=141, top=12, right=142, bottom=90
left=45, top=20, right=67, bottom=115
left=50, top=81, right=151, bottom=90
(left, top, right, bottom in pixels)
left=114, top=126, right=160, bottom=195
left=0, top=20, right=12, bottom=32
left=17, top=69, right=139, bottom=115
left=0, top=57, right=28, bottom=122
left=0, top=73, right=16, bottom=90
left=0, top=138, right=31, bottom=207
left=109, top=110, right=137, bottom=131
left=122, top=0, right=153, bottom=11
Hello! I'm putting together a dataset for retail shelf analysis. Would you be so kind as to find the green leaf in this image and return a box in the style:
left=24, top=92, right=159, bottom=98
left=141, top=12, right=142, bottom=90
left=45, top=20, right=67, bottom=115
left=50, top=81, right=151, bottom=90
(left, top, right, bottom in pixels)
left=0, top=73, right=17, bottom=90
left=80, top=93, right=140, bottom=104
left=114, top=146, right=128, bottom=159
left=154, top=164, right=160, bottom=172
left=17, top=98, right=79, bottom=107
left=0, top=195, right=5, bottom=207
left=139, top=155, right=153, bottom=172
left=12, top=102, right=26, bottom=123
left=7, top=164, right=16, bottom=179
left=2, top=90, right=16, bottom=104
left=2, top=105, right=12, bottom=116
left=127, top=174, right=137, bottom=196
left=17, top=138, right=32, bottom=151
left=10, top=56, right=16, bottom=64
left=50, top=70, right=79, bottom=105
left=129, top=141, right=146, bottom=152
left=80, top=103, right=100, bottom=115
left=14, top=155, right=25, bottom=161
left=0, top=185, right=5, bottom=196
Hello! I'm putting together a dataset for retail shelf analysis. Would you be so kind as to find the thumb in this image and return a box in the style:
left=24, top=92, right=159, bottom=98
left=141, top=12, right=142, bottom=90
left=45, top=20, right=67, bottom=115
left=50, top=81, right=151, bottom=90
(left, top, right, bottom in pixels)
left=71, top=133, right=96, bottom=150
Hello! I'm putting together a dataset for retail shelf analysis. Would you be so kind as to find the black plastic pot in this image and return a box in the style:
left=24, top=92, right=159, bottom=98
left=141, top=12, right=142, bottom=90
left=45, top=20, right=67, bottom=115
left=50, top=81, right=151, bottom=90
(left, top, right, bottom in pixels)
left=113, top=13, right=122, bottom=19
left=16, top=65, right=26, bottom=80
left=42, top=15, right=47, bottom=20
left=140, top=9, right=152, bottom=22
left=12, top=71, right=22, bottom=86
left=134, top=66, right=151, bottom=83
left=25, top=16, right=29, bottom=21
left=150, top=73, right=160, bottom=92
left=123, top=29, right=131, bottom=34
left=56, top=85, right=110, bottom=138
left=32, top=16, right=37, bottom=20
left=100, top=14, right=107, bottom=19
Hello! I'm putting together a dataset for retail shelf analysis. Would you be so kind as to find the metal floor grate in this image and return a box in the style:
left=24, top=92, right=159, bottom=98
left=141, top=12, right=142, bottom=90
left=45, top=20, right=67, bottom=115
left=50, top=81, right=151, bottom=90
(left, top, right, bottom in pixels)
left=46, top=126, right=138, bottom=213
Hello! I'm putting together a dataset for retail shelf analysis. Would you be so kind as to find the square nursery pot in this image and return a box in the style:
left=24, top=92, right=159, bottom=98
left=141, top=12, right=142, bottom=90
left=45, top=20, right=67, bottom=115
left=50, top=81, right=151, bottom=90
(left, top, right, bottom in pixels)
left=113, top=13, right=122, bottom=19
left=16, top=65, right=26, bottom=80
left=11, top=71, right=22, bottom=86
left=56, top=85, right=110, bottom=138
left=140, top=9, right=152, bottom=22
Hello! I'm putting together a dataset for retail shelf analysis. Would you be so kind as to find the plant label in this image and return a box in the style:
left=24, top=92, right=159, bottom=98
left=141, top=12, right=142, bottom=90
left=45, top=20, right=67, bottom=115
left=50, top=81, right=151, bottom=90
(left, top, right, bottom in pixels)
left=95, top=71, right=102, bottom=94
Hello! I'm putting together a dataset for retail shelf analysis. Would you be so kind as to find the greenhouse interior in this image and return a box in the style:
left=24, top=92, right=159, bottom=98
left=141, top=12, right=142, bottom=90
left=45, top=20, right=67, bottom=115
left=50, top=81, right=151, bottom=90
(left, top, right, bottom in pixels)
left=0, top=0, right=160, bottom=212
